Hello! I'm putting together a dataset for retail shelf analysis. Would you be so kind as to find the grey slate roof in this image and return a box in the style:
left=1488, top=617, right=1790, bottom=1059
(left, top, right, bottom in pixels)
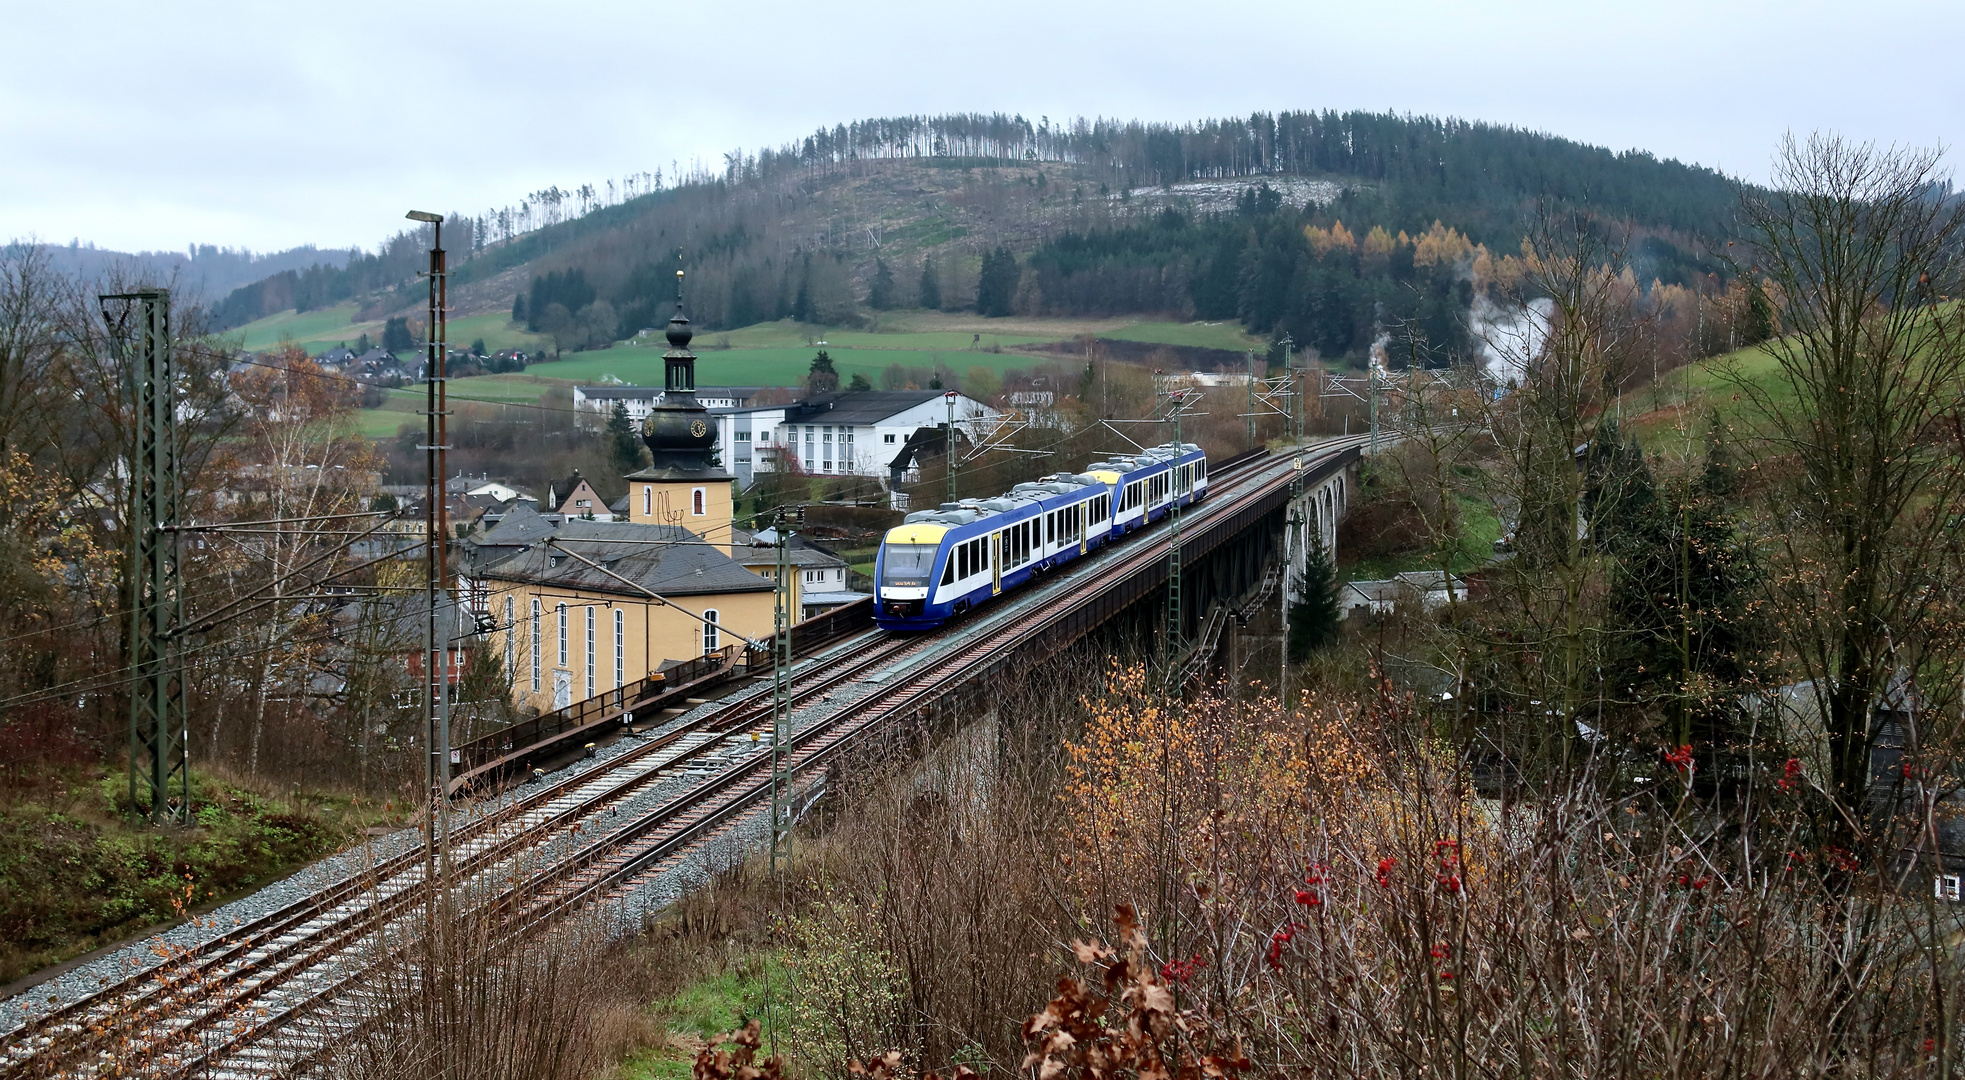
left=478, top=520, right=772, bottom=598
left=621, top=463, right=734, bottom=483
left=787, top=390, right=944, bottom=426
left=801, top=590, right=869, bottom=607
left=730, top=529, right=849, bottom=569
left=471, top=501, right=558, bottom=547
left=334, top=589, right=482, bottom=650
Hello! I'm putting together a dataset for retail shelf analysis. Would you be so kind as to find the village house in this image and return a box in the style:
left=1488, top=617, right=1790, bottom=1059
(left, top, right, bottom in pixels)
left=463, top=518, right=776, bottom=714
left=732, top=526, right=864, bottom=618
left=545, top=470, right=613, bottom=521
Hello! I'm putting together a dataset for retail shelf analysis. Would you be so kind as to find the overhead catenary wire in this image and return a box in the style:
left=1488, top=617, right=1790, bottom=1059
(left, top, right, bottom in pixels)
left=12, top=347, right=1171, bottom=664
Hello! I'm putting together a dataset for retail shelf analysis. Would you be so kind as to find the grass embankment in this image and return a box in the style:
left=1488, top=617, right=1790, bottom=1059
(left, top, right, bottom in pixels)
left=0, top=766, right=398, bottom=986
left=616, top=968, right=773, bottom=1080
left=1622, top=342, right=1787, bottom=447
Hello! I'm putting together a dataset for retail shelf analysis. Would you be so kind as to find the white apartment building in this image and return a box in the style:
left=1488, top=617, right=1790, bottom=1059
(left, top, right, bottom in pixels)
left=572, top=385, right=764, bottom=427
left=714, top=390, right=997, bottom=488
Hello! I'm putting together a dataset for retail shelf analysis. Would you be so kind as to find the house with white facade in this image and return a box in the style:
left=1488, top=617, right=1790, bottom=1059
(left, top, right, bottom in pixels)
left=572, top=385, right=764, bottom=428
left=716, top=389, right=996, bottom=488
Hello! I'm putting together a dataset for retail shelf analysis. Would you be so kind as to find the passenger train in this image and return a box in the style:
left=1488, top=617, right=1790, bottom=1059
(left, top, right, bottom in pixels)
left=874, top=442, right=1209, bottom=631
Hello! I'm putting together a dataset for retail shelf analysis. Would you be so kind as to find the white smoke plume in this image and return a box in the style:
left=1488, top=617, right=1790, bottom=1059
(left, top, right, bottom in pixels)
left=1469, top=294, right=1553, bottom=386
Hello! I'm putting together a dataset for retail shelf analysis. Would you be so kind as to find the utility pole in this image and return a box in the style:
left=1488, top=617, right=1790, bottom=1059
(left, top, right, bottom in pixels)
left=1279, top=333, right=1296, bottom=446
left=103, top=289, right=187, bottom=824
left=765, top=502, right=802, bottom=1059
left=408, top=209, right=452, bottom=895
left=944, top=389, right=958, bottom=506
left=1245, top=349, right=1257, bottom=450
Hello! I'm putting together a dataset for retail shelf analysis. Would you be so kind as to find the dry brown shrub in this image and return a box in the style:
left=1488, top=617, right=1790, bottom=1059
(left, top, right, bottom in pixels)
left=1059, top=666, right=1958, bottom=1077
left=324, top=904, right=646, bottom=1080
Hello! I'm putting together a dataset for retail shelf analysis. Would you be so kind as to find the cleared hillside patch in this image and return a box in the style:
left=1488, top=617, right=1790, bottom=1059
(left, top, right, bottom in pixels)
left=231, top=307, right=548, bottom=356
left=542, top=345, right=1043, bottom=389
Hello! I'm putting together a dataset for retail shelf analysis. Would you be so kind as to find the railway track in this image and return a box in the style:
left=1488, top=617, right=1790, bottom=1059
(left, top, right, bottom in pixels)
left=0, top=631, right=922, bottom=1078
left=0, top=439, right=1354, bottom=1078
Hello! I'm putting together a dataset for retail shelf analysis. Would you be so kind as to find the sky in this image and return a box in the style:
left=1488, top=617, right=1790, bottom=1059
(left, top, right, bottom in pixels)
left=3, top=0, right=1959, bottom=256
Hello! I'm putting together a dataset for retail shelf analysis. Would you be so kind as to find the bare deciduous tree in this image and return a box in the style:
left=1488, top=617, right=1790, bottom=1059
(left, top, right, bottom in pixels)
left=1728, top=134, right=1965, bottom=832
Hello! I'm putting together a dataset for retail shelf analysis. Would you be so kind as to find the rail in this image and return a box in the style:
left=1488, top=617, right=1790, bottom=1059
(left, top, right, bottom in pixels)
left=447, top=647, right=740, bottom=795
left=0, top=444, right=1353, bottom=1078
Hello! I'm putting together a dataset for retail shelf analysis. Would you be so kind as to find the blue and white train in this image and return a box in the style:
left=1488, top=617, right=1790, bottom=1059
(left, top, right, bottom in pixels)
left=874, top=441, right=1209, bottom=631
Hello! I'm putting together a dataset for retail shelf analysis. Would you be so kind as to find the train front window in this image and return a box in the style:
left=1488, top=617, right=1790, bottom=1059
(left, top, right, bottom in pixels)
left=881, top=544, right=937, bottom=587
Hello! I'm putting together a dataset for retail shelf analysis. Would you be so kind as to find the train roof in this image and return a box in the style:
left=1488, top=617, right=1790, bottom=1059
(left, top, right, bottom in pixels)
left=1083, top=442, right=1203, bottom=475
left=897, top=441, right=1200, bottom=530
left=899, top=472, right=1105, bottom=528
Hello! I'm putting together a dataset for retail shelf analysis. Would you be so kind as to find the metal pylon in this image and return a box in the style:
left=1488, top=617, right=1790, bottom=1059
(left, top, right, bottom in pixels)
left=769, top=505, right=802, bottom=873
left=106, top=289, right=187, bottom=824
left=1161, top=385, right=1195, bottom=678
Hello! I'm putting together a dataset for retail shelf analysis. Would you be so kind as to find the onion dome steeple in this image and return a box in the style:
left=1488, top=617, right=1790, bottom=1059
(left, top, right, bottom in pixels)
left=640, top=262, right=719, bottom=469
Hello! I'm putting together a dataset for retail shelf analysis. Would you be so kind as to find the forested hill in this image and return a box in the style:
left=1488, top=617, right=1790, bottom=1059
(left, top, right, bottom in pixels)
left=210, top=110, right=1749, bottom=365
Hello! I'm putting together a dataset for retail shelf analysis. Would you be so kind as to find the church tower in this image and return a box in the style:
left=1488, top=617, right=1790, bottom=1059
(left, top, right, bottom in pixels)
left=623, top=265, right=735, bottom=546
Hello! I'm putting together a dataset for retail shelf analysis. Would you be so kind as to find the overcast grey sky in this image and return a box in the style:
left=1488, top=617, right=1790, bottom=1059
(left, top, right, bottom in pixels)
left=3, top=0, right=1958, bottom=255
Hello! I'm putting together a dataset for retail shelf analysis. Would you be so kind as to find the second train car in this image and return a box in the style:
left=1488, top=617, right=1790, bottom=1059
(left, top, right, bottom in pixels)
left=874, top=441, right=1207, bottom=630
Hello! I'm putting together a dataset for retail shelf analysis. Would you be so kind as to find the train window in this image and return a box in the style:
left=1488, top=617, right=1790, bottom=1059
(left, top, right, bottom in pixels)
left=942, top=558, right=954, bottom=586
left=881, top=544, right=937, bottom=587
left=958, top=544, right=969, bottom=578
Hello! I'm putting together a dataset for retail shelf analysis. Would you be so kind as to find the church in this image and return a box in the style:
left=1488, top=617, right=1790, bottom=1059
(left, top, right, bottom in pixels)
left=466, top=271, right=789, bottom=715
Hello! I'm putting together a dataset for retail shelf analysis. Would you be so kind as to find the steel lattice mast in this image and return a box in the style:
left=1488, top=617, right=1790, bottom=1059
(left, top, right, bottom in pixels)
left=106, top=289, right=188, bottom=824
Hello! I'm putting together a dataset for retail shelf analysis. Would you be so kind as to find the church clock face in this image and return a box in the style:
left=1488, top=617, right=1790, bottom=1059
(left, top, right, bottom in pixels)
left=690, top=420, right=707, bottom=438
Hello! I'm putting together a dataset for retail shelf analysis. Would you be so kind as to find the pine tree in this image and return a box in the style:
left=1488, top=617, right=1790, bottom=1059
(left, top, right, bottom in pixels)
left=382, top=317, right=413, bottom=353
left=918, top=258, right=942, bottom=311
left=847, top=371, right=872, bottom=392
left=1582, top=418, right=1656, bottom=553
left=1601, top=436, right=1760, bottom=747
left=606, top=402, right=644, bottom=472
left=1739, top=282, right=1774, bottom=346
left=807, top=350, right=839, bottom=395
left=868, top=258, right=896, bottom=310
left=1287, top=538, right=1342, bottom=660
left=511, top=293, right=526, bottom=323
left=976, top=246, right=1018, bottom=317
left=791, top=258, right=814, bottom=323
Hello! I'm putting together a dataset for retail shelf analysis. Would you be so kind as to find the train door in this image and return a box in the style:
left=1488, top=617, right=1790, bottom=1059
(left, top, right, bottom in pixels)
left=991, top=531, right=1003, bottom=595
